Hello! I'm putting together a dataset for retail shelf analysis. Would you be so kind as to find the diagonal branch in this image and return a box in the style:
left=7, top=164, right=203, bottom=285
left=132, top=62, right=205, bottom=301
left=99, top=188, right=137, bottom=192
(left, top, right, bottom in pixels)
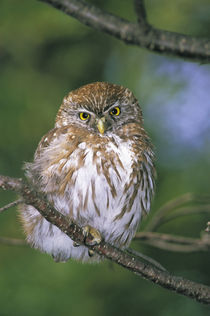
left=0, top=174, right=210, bottom=304
left=38, top=0, right=210, bottom=62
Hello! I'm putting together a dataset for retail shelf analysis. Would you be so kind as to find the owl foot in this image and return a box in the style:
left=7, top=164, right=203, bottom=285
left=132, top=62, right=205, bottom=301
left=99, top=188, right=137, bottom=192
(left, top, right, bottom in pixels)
left=73, top=241, right=80, bottom=247
left=88, top=249, right=95, bottom=257
left=82, top=225, right=102, bottom=246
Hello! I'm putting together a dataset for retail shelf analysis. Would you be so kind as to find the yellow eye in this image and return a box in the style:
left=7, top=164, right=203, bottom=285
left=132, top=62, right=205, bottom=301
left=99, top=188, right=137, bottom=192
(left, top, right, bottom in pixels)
left=79, top=112, right=90, bottom=121
left=109, top=106, right=121, bottom=116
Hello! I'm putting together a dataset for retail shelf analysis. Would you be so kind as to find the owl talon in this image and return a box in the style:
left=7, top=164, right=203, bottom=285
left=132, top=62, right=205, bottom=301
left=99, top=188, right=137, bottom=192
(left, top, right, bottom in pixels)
left=88, top=249, right=95, bottom=257
left=73, top=241, right=80, bottom=247
left=82, top=225, right=102, bottom=246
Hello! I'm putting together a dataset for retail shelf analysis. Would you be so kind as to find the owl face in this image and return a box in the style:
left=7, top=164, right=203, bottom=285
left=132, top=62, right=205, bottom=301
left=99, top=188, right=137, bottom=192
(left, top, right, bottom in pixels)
left=55, top=82, right=143, bottom=135
left=71, top=102, right=123, bottom=134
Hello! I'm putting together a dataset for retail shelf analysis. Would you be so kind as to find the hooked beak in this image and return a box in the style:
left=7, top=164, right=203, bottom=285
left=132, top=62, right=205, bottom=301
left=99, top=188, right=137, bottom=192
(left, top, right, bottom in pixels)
left=97, top=117, right=106, bottom=134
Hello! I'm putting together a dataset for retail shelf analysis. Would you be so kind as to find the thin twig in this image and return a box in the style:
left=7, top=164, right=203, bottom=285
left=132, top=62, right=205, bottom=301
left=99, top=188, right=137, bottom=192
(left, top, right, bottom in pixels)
left=145, top=193, right=207, bottom=231
left=134, top=232, right=210, bottom=252
left=127, top=247, right=167, bottom=271
left=0, top=199, right=23, bottom=214
left=205, top=222, right=210, bottom=233
left=0, top=174, right=210, bottom=304
left=38, top=0, right=210, bottom=62
left=154, top=205, right=210, bottom=230
left=134, top=0, right=148, bottom=27
left=0, top=237, right=27, bottom=246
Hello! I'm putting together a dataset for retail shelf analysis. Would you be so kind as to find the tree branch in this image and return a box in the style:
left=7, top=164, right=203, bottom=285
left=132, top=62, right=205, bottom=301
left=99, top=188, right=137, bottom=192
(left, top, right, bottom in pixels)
left=0, top=174, right=210, bottom=304
left=38, top=0, right=210, bottom=62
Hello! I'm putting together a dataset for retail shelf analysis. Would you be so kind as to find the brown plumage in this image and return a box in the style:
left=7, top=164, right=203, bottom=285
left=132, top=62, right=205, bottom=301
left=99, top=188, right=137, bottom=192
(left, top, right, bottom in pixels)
left=19, top=82, right=155, bottom=262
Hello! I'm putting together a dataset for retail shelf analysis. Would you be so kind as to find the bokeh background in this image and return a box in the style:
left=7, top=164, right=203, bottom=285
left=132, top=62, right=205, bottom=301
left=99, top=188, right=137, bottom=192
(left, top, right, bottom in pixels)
left=0, top=0, right=210, bottom=315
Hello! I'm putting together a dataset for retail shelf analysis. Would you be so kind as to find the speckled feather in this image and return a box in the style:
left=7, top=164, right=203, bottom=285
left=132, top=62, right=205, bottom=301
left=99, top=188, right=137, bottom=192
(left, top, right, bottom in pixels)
left=19, top=82, right=155, bottom=262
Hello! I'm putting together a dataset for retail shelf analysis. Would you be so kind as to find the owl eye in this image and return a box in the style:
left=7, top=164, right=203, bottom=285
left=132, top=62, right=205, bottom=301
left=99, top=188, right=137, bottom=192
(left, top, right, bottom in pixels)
left=79, top=112, right=90, bottom=121
left=109, top=106, right=121, bottom=116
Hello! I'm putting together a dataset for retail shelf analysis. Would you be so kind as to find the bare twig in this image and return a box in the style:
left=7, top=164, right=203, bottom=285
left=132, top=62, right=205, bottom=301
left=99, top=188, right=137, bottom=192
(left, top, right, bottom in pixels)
left=134, top=0, right=148, bottom=27
left=205, top=222, right=210, bottom=233
left=0, top=237, right=27, bottom=246
left=156, top=205, right=210, bottom=229
left=0, top=174, right=210, bottom=304
left=147, top=205, right=210, bottom=232
left=38, top=0, right=210, bottom=62
left=1, top=231, right=208, bottom=253
left=145, top=193, right=209, bottom=232
left=134, top=232, right=210, bottom=252
left=127, top=247, right=167, bottom=271
left=0, top=199, right=23, bottom=214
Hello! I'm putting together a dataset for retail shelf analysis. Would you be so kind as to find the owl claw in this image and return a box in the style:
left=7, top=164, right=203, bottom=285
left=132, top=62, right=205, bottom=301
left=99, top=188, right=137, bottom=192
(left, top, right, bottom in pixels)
left=82, top=225, right=102, bottom=246
left=73, top=241, right=80, bottom=247
left=88, top=249, right=95, bottom=257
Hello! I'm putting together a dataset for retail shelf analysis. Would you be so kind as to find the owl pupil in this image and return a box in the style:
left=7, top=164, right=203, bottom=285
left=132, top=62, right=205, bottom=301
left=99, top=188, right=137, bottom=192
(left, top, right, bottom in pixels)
left=82, top=113, right=88, bottom=118
left=112, top=108, right=118, bottom=115
left=110, top=107, right=120, bottom=116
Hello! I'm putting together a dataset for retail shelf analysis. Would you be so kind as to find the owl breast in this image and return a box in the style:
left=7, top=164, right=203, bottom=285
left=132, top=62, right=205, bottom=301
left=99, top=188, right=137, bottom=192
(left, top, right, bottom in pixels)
left=21, top=129, right=154, bottom=262
left=54, top=138, right=140, bottom=241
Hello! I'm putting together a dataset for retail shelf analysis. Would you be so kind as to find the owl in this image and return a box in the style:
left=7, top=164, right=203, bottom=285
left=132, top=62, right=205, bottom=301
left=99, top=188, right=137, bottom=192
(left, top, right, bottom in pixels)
left=19, top=82, right=155, bottom=262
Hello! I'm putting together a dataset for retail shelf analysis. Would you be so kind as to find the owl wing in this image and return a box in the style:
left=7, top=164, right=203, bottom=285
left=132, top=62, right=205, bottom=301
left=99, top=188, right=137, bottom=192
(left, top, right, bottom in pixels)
left=34, top=126, right=70, bottom=159
left=35, top=128, right=58, bottom=159
left=24, top=125, right=71, bottom=188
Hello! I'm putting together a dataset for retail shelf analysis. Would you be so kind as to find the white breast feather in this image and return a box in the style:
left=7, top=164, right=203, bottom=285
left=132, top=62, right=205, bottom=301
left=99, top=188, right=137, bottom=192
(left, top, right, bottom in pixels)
left=23, top=134, right=153, bottom=262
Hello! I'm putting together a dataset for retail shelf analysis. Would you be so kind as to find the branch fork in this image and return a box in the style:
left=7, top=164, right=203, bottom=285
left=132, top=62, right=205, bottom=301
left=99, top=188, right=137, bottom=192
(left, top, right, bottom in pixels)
left=38, top=0, right=210, bottom=62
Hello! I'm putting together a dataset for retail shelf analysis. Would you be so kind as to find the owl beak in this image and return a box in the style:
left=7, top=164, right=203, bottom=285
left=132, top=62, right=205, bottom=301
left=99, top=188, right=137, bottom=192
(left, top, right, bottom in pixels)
left=97, top=117, right=106, bottom=134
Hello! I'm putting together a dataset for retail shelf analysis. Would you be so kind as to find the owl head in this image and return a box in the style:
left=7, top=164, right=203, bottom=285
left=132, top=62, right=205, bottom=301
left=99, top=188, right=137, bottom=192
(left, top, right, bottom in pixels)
left=55, top=82, right=143, bottom=135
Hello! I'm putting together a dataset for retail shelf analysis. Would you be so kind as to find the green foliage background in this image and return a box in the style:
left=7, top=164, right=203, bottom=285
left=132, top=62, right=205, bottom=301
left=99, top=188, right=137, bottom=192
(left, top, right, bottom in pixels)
left=0, top=1, right=210, bottom=315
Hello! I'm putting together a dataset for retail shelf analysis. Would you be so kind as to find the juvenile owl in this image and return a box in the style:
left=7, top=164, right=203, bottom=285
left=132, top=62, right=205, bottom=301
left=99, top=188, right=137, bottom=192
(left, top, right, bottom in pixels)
left=19, top=82, right=155, bottom=262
